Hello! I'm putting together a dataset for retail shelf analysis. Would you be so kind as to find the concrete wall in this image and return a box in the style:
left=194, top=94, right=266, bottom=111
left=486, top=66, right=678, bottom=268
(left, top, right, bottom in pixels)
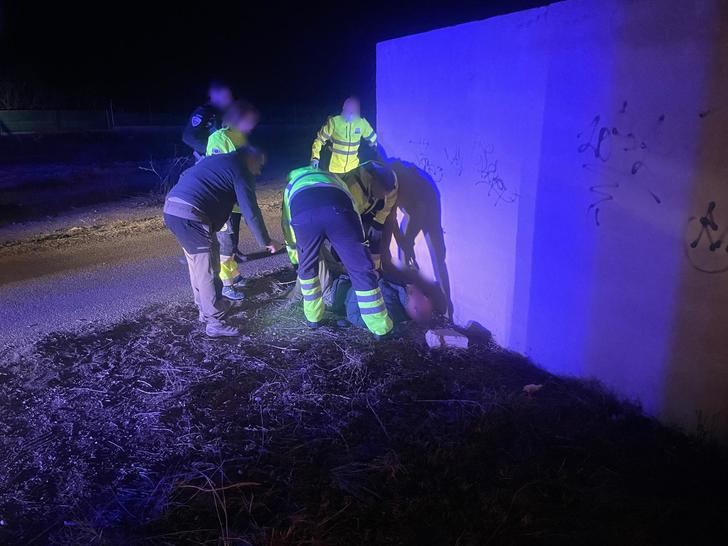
left=377, top=0, right=728, bottom=437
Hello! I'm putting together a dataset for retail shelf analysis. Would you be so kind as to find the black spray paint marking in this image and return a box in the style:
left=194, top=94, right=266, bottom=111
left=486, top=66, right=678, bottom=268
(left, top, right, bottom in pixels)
left=408, top=139, right=445, bottom=184
left=474, top=144, right=518, bottom=207
left=690, top=201, right=722, bottom=251
left=444, top=146, right=463, bottom=177
left=577, top=107, right=664, bottom=226
left=686, top=202, right=728, bottom=274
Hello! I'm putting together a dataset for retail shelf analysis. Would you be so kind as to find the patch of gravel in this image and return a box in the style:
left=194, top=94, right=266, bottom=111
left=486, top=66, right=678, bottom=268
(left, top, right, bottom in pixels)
left=0, top=184, right=284, bottom=257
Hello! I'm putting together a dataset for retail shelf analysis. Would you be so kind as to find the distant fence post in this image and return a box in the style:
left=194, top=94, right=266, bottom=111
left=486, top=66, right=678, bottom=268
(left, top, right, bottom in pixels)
left=109, top=99, right=115, bottom=129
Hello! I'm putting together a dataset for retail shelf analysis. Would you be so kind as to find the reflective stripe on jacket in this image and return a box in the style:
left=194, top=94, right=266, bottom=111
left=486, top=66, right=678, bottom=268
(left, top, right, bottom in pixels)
left=311, top=115, right=378, bottom=173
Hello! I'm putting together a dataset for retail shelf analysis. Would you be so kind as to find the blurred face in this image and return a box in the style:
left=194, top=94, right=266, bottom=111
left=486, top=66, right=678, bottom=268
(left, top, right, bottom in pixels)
left=342, top=98, right=360, bottom=121
left=234, top=112, right=259, bottom=135
left=245, top=149, right=266, bottom=176
left=404, top=284, right=433, bottom=325
left=209, top=87, right=233, bottom=109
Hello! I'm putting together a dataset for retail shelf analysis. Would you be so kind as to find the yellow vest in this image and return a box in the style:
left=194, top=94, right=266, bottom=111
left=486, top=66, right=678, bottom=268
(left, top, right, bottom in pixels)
left=206, top=127, right=247, bottom=156
left=311, top=115, right=377, bottom=173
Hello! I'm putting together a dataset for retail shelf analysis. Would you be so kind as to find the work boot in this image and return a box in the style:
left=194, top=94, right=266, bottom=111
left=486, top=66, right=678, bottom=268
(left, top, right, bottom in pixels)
left=306, top=320, right=321, bottom=330
left=222, top=285, right=246, bottom=301
left=205, top=322, right=239, bottom=338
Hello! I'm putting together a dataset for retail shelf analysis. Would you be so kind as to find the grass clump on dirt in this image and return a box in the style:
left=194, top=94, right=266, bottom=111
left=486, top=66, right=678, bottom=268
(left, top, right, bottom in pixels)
left=1, top=268, right=727, bottom=545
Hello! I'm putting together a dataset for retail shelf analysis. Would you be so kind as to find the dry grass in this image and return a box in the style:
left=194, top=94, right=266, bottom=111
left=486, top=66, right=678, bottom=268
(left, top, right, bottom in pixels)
left=1, top=268, right=727, bottom=545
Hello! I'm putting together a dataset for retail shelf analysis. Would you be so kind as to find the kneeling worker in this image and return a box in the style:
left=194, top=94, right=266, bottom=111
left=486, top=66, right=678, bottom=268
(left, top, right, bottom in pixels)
left=164, top=147, right=282, bottom=337
left=281, top=165, right=395, bottom=338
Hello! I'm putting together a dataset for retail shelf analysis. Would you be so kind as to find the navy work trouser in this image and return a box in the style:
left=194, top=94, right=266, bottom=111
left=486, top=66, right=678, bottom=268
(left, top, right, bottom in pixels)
left=290, top=196, right=393, bottom=335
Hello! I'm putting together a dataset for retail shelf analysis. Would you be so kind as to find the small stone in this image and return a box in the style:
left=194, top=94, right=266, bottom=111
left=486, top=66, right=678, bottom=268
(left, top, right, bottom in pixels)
left=425, top=328, right=469, bottom=349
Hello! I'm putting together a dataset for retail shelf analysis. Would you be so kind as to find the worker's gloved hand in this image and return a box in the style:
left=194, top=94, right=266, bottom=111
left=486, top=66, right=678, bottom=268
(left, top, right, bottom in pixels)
left=310, top=159, right=319, bottom=169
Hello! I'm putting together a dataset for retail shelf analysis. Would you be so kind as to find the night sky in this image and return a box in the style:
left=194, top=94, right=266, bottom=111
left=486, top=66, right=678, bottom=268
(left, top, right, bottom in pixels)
left=1, top=1, right=549, bottom=114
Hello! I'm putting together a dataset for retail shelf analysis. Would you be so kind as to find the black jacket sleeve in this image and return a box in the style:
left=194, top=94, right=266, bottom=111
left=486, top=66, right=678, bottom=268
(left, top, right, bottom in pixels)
left=233, top=169, right=271, bottom=247
left=182, top=106, right=212, bottom=154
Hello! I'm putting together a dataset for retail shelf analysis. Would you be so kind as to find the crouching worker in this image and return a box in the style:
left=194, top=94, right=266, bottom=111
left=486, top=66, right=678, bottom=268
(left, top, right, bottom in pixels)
left=164, top=147, right=282, bottom=337
left=206, top=100, right=261, bottom=300
left=281, top=166, right=394, bottom=339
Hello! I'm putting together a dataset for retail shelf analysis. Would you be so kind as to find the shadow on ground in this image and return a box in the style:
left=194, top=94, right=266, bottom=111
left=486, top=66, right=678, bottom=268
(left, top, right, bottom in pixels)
left=1, top=268, right=727, bottom=545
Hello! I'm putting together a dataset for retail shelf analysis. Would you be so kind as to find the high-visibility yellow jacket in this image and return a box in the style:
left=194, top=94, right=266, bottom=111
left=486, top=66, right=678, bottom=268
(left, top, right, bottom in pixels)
left=342, top=166, right=398, bottom=228
left=206, top=127, right=247, bottom=156
left=206, top=127, right=247, bottom=213
left=311, top=115, right=377, bottom=173
left=282, top=167, right=360, bottom=265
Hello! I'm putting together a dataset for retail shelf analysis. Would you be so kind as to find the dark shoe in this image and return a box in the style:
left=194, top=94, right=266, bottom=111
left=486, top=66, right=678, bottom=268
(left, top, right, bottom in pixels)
left=306, top=320, right=321, bottom=330
left=205, top=322, right=239, bottom=338
left=222, top=286, right=246, bottom=301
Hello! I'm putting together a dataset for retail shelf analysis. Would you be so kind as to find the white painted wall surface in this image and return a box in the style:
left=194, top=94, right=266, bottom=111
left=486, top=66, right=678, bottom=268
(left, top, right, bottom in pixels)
left=377, top=0, right=728, bottom=436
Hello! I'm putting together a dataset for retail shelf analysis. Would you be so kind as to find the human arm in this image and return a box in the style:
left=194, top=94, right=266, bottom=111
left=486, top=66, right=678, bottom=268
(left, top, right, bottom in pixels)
left=361, top=117, right=378, bottom=148
left=311, top=117, right=334, bottom=164
left=233, top=164, right=272, bottom=248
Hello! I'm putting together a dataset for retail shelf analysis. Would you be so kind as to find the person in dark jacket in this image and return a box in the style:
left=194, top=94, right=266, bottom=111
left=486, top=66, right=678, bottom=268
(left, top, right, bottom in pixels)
left=163, top=147, right=282, bottom=337
left=182, top=80, right=234, bottom=159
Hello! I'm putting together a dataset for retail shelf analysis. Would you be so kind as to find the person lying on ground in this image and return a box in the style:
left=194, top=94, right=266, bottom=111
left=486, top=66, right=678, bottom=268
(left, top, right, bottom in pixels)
left=284, top=242, right=433, bottom=329
left=331, top=274, right=433, bottom=329
left=206, top=99, right=261, bottom=300
left=163, top=147, right=283, bottom=338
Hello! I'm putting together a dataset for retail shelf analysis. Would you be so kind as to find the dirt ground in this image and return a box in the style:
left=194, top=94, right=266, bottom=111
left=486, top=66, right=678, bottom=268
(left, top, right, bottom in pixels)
left=1, top=268, right=727, bottom=546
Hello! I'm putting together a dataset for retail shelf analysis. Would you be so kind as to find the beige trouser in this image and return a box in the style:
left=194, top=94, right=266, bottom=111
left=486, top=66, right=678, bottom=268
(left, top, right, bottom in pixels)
left=183, top=240, right=229, bottom=325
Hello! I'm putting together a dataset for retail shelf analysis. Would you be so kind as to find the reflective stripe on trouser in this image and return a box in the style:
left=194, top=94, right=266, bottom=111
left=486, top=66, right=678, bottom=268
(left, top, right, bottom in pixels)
left=217, top=214, right=241, bottom=285
left=291, top=200, right=392, bottom=336
left=300, top=275, right=324, bottom=323
left=219, top=255, right=238, bottom=285
left=355, top=287, right=393, bottom=336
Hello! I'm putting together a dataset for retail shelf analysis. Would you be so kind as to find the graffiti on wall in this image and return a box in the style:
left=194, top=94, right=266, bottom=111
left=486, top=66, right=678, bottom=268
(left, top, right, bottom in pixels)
left=576, top=101, right=664, bottom=226
left=685, top=201, right=728, bottom=274
left=407, top=139, right=519, bottom=207
left=473, top=143, right=518, bottom=206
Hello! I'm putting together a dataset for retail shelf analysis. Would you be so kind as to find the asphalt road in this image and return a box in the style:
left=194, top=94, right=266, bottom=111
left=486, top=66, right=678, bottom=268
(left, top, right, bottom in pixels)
left=0, top=199, right=288, bottom=349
